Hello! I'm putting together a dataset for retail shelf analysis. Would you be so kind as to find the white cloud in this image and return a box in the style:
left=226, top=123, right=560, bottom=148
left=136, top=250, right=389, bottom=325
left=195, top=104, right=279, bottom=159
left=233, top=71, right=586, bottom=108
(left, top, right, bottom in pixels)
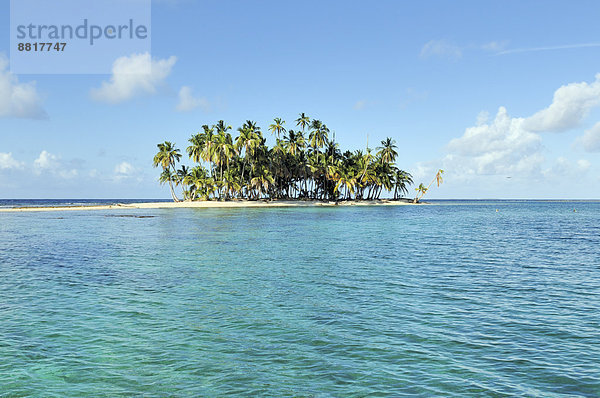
left=114, top=161, right=136, bottom=176
left=33, top=150, right=78, bottom=179
left=0, top=152, right=24, bottom=170
left=420, top=40, right=462, bottom=61
left=90, top=53, right=177, bottom=104
left=34, top=150, right=59, bottom=171
left=0, top=54, right=46, bottom=119
left=497, top=43, right=600, bottom=56
left=413, top=75, right=600, bottom=198
left=577, top=159, right=592, bottom=171
left=523, top=74, right=600, bottom=132
left=577, top=121, right=600, bottom=152
left=113, top=161, right=142, bottom=183
left=481, top=41, right=508, bottom=52
left=353, top=100, right=367, bottom=110
left=446, top=107, right=544, bottom=176
left=543, top=157, right=592, bottom=179
left=176, top=86, right=209, bottom=112
left=476, top=110, right=490, bottom=125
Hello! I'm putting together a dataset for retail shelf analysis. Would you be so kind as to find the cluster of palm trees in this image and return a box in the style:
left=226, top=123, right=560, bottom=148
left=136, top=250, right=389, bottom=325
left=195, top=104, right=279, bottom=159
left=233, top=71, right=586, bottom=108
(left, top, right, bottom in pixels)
left=153, top=113, right=415, bottom=202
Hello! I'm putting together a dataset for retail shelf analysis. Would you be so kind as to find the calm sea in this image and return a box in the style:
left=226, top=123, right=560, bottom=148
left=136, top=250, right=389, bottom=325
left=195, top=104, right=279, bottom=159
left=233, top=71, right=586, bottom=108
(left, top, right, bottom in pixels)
left=1, top=200, right=599, bottom=396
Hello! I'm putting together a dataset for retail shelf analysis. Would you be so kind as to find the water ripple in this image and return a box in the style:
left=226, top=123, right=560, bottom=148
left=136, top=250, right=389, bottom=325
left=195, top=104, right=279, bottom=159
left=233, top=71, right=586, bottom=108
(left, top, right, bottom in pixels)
left=1, top=202, right=599, bottom=396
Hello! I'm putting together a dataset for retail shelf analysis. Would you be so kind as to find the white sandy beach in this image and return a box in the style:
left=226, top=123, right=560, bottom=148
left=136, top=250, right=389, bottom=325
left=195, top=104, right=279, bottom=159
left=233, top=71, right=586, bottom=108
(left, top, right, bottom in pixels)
left=0, top=199, right=420, bottom=212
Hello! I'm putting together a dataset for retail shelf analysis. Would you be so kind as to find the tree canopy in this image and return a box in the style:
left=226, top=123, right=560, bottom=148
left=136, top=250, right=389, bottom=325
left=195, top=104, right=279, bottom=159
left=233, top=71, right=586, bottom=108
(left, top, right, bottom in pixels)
left=154, top=114, right=415, bottom=202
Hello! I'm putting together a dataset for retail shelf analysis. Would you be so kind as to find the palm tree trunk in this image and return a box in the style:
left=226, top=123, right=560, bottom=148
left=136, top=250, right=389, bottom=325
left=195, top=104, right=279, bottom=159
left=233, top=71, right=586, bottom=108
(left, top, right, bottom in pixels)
left=241, top=161, right=246, bottom=188
left=168, top=180, right=179, bottom=202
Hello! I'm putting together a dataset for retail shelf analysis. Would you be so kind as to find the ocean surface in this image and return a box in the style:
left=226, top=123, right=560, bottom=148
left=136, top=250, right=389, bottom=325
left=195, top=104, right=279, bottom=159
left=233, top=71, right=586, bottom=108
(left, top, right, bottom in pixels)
left=1, top=200, right=599, bottom=397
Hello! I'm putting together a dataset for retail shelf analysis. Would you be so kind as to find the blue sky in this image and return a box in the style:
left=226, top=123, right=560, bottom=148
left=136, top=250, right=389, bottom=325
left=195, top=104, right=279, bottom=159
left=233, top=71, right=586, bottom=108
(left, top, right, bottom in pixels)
left=1, top=0, right=600, bottom=198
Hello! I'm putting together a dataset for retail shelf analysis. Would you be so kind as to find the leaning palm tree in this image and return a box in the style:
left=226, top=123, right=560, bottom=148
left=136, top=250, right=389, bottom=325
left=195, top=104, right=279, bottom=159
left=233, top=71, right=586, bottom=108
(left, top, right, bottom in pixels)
left=431, top=169, right=444, bottom=188
left=158, top=169, right=177, bottom=199
left=153, top=141, right=182, bottom=202
left=414, top=183, right=428, bottom=203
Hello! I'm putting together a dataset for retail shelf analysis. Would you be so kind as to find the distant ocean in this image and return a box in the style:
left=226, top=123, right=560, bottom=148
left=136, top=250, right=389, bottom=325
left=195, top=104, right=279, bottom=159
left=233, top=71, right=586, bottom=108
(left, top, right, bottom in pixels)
left=0, top=199, right=172, bottom=208
left=1, top=200, right=599, bottom=396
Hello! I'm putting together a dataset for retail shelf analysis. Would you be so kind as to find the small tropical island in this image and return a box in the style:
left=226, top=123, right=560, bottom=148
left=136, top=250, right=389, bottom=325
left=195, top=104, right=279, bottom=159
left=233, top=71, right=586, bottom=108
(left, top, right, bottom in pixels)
left=154, top=113, right=443, bottom=204
left=0, top=114, right=445, bottom=213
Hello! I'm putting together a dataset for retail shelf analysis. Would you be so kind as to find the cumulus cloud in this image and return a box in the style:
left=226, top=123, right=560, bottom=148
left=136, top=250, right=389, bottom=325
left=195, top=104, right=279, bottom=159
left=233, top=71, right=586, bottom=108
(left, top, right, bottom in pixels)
left=91, top=53, right=177, bottom=104
left=523, top=74, right=600, bottom=132
left=0, top=54, right=46, bottom=119
left=33, top=150, right=78, bottom=179
left=420, top=40, right=462, bottom=61
left=446, top=107, right=544, bottom=176
left=578, top=159, right=592, bottom=171
left=33, top=150, right=60, bottom=171
left=0, top=152, right=24, bottom=170
left=577, top=121, right=600, bottom=152
left=113, top=161, right=142, bottom=183
left=114, top=161, right=136, bottom=175
left=543, top=157, right=591, bottom=179
left=414, top=74, right=600, bottom=198
left=176, top=86, right=209, bottom=112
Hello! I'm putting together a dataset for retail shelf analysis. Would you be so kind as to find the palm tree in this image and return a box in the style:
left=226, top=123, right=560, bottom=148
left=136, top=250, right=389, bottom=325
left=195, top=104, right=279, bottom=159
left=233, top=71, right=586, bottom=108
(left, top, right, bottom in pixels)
left=334, top=168, right=357, bottom=200
left=156, top=114, right=420, bottom=202
left=356, top=148, right=374, bottom=197
left=223, top=169, right=241, bottom=199
left=187, top=132, right=206, bottom=164
left=158, top=169, right=177, bottom=199
left=200, top=125, right=216, bottom=176
left=393, top=169, right=413, bottom=199
left=216, top=131, right=236, bottom=181
left=414, top=169, right=444, bottom=203
left=414, top=183, right=428, bottom=203
left=153, top=141, right=182, bottom=202
left=184, top=166, right=209, bottom=200
left=377, top=137, right=398, bottom=164
left=309, top=120, right=328, bottom=150
left=251, top=166, right=274, bottom=199
left=235, top=128, right=249, bottom=184
left=296, top=113, right=310, bottom=132
left=176, top=165, right=191, bottom=200
left=268, top=118, right=286, bottom=139
left=431, top=169, right=444, bottom=188
left=214, top=120, right=231, bottom=135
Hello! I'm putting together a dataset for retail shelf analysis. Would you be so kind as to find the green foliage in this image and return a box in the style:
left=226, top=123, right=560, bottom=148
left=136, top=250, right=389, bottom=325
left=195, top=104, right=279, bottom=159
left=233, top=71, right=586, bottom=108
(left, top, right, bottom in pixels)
left=155, top=114, right=417, bottom=202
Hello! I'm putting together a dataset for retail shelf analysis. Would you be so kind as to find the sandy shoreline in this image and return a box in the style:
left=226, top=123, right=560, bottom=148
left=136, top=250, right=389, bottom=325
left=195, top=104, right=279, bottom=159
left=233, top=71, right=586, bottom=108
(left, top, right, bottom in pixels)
left=0, top=199, right=421, bottom=213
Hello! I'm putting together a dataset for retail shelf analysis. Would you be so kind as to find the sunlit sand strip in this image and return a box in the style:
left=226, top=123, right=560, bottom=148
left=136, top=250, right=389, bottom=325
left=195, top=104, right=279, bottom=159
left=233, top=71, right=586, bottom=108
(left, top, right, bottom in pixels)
left=0, top=199, right=420, bottom=212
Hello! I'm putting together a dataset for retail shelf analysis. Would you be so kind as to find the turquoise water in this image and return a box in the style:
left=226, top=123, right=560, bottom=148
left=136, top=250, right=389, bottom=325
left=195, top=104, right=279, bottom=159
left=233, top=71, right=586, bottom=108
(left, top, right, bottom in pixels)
left=1, top=201, right=599, bottom=397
